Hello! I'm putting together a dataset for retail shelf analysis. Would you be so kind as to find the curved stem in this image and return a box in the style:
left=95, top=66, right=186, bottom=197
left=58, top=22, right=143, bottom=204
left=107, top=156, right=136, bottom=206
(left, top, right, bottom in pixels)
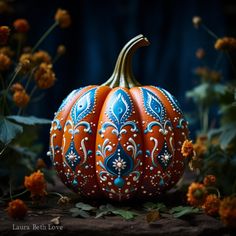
left=0, top=189, right=29, bottom=201
left=206, top=186, right=221, bottom=198
left=102, top=34, right=149, bottom=88
left=48, top=191, right=63, bottom=198
left=32, top=21, right=58, bottom=53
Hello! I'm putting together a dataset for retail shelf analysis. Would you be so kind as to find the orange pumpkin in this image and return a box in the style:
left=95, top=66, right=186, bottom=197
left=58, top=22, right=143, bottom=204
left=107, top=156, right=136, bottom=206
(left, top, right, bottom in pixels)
left=48, top=35, right=189, bottom=201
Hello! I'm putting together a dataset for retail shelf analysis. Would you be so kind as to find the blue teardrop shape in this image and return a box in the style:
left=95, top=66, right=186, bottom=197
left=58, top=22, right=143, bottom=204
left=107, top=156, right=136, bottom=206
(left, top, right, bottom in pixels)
left=72, top=179, right=78, bottom=186
left=114, top=177, right=125, bottom=188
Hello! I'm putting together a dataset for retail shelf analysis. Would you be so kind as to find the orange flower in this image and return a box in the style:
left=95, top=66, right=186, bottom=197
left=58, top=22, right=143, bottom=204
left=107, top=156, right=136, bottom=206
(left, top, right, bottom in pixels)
left=193, top=135, right=208, bottom=158
left=214, top=37, right=236, bottom=51
left=24, top=170, right=47, bottom=197
left=6, top=199, right=28, bottom=219
left=55, top=8, right=71, bottom=28
left=11, top=83, right=24, bottom=92
left=181, top=140, right=194, bottom=158
left=13, top=90, right=30, bottom=108
left=187, top=182, right=207, bottom=207
left=34, top=63, right=56, bottom=89
left=0, top=53, right=11, bottom=71
left=57, top=44, right=66, bottom=55
left=195, top=48, right=205, bottom=59
left=203, top=175, right=216, bottom=186
left=0, top=26, right=10, bottom=44
left=195, top=67, right=221, bottom=83
left=19, top=53, right=32, bottom=71
left=202, top=194, right=220, bottom=216
left=219, top=196, right=236, bottom=228
left=32, top=50, right=51, bottom=64
left=0, top=46, right=14, bottom=57
left=192, top=16, right=202, bottom=28
left=13, top=19, right=30, bottom=33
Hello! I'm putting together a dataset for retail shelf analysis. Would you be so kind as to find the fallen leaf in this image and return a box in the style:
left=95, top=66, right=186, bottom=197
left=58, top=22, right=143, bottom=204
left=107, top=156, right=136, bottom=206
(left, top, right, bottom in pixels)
left=146, top=210, right=160, bottom=223
left=50, top=216, right=60, bottom=225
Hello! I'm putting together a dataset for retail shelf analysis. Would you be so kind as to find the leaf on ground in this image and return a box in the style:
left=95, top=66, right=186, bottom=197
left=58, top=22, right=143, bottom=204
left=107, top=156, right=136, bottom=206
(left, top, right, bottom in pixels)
left=112, top=209, right=139, bottom=220
left=75, top=202, right=96, bottom=211
left=146, top=210, right=161, bottom=223
left=69, top=208, right=90, bottom=218
left=95, top=204, right=138, bottom=220
left=170, top=206, right=200, bottom=218
left=143, top=202, right=167, bottom=212
left=0, top=118, right=23, bottom=144
left=50, top=216, right=60, bottom=225
left=7, top=115, right=51, bottom=125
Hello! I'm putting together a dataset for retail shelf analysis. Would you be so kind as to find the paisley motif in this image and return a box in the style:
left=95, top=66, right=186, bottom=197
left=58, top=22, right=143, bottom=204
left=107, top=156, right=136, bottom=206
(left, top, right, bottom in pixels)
left=142, top=88, right=165, bottom=122
left=71, top=88, right=96, bottom=125
left=58, top=88, right=82, bottom=113
left=107, top=89, right=132, bottom=126
left=104, top=143, right=134, bottom=177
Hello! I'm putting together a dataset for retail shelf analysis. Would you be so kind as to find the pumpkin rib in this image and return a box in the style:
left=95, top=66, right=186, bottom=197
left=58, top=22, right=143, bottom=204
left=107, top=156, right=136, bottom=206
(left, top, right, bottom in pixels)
left=95, top=87, right=145, bottom=201
left=50, top=85, right=97, bottom=193
left=147, top=86, right=189, bottom=187
left=61, top=85, right=113, bottom=198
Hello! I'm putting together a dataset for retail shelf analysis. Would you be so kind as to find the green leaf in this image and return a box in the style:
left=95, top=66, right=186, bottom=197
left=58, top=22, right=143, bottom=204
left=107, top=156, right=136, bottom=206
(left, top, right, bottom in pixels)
left=170, top=206, right=200, bottom=218
left=69, top=208, right=90, bottom=218
left=0, top=118, right=23, bottom=144
left=186, top=83, right=209, bottom=101
left=75, top=202, right=96, bottom=211
left=7, top=116, right=51, bottom=125
left=143, top=202, right=167, bottom=212
left=219, top=123, right=236, bottom=150
left=95, top=204, right=138, bottom=220
left=112, top=209, right=139, bottom=220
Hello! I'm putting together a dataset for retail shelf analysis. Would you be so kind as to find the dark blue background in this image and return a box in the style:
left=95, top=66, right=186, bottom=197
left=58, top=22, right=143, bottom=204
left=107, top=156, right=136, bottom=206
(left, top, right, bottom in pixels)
left=5, top=0, right=234, bottom=157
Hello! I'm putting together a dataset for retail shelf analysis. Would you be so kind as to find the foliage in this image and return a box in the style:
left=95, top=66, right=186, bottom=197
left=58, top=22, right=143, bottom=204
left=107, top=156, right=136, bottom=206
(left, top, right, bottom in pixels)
left=185, top=17, right=236, bottom=196
left=0, top=4, right=70, bottom=194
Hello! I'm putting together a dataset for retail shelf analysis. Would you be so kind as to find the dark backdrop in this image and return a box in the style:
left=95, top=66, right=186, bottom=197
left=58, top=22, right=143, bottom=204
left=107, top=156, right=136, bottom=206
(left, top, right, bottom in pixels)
left=3, top=0, right=235, bottom=158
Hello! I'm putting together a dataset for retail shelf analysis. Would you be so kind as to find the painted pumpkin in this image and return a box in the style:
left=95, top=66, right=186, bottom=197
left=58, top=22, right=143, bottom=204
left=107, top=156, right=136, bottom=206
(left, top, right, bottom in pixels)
left=48, top=35, right=188, bottom=201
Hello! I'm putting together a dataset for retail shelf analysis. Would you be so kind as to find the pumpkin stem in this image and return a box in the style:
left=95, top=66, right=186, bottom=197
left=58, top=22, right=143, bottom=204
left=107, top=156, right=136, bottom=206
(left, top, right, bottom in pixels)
left=102, top=34, right=150, bottom=88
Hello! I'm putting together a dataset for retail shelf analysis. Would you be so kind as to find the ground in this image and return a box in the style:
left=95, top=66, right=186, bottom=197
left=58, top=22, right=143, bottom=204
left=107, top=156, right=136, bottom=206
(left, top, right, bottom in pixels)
left=0, top=178, right=233, bottom=236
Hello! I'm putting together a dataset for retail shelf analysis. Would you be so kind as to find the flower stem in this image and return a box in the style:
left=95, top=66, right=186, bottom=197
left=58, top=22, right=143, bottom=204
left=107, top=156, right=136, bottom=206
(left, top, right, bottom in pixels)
left=225, top=51, right=236, bottom=79
left=32, top=21, right=58, bottom=53
left=0, top=189, right=29, bottom=201
left=201, top=24, right=219, bottom=40
left=48, top=191, right=63, bottom=198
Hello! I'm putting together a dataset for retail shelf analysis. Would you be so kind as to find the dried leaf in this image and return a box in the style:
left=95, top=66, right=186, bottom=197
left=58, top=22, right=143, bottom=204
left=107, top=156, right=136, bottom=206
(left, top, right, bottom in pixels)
left=50, top=216, right=60, bottom=225
left=146, top=210, right=160, bottom=223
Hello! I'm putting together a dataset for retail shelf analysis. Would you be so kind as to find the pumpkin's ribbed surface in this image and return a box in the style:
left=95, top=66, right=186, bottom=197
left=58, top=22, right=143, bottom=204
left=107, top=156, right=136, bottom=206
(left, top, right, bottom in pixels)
left=49, top=85, right=188, bottom=201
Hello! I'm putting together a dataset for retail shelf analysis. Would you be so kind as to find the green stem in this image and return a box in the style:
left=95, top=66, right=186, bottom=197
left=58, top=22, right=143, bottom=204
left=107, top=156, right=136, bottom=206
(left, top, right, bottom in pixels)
left=32, top=21, right=58, bottom=53
left=201, top=24, right=219, bottom=40
left=52, top=53, right=62, bottom=64
left=225, top=51, right=236, bottom=79
left=0, top=189, right=29, bottom=201
left=24, top=67, right=37, bottom=91
left=6, top=66, right=22, bottom=95
left=203, top=107, right=209, bottom=133
left=213, top=51, right=223, bottom=70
